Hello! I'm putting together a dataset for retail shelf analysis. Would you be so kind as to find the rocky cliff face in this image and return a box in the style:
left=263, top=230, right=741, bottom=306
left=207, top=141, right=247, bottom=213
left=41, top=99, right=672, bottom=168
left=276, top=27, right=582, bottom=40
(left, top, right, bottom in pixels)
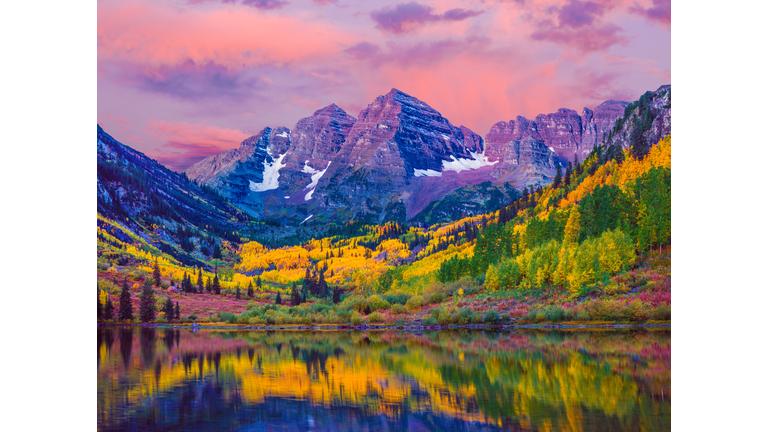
left=179, top=86, right=668, bottom=224
left=311, top=89, right=494, bottom=221
left=605, top=85, right=671, bottom=150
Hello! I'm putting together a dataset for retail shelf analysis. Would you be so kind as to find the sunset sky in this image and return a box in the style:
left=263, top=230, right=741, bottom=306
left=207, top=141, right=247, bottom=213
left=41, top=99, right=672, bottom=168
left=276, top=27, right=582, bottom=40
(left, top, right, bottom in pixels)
left=97, top=0, right=671, bottom=171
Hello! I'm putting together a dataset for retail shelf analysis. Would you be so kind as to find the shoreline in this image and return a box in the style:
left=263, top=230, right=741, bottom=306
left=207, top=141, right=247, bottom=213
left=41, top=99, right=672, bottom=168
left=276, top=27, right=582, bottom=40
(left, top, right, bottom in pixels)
left=97, top=321, right=671, bottom=330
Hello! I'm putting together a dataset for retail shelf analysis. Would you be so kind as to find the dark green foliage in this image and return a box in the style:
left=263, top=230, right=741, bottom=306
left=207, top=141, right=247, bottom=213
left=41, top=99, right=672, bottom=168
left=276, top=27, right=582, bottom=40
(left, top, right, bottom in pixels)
left=98, top=292, right=103, bottom=321
left=213, top=274, right=221, bottom=295
left=205, top=276, right=212, bottom=293
left=118, top=278, right=134, bottom=321
left=164, top=297, right=174, bottom=320
left=213, top=244, right=222, bottom=259
left=139, top=280, right=157, bottom=323
left=196, top=269, right=203, bottom=293
left=291, top=282, right=301, bottom=306
left=275, top=292, right=282, bottom=305
left=247, top=281, right=254, bottom=298
left=483, top=309, right=500, bottom=324
left=174, top=301, right=180, bottom=321
left=256, top=276, right=262, bottom=290
left=236, top=285, right=241, bottom=300
left=553, top=164, right=562, bottom=188
left=153, top=259, right=161, bottom=286
left=333, top=286, right=341, bottom=304
left=104, top=297, right=115, bottom=321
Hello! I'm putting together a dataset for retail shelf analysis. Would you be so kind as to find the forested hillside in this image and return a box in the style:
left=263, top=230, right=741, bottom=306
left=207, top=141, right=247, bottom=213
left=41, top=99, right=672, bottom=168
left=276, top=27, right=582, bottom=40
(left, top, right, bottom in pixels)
left=98, top=126, right=671, bottom=325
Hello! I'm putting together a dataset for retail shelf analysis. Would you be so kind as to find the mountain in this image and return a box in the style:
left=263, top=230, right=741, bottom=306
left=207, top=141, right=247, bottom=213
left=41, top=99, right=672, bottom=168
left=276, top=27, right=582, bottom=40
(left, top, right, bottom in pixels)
left=97, top=125, right=249, bottom=266
left=182, top=86, right=669, bottom=225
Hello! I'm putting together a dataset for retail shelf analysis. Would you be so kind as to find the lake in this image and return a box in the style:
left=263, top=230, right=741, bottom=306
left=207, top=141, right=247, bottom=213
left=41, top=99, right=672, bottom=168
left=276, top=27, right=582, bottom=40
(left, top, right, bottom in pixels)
left=97, top=327, right=670, bottom=431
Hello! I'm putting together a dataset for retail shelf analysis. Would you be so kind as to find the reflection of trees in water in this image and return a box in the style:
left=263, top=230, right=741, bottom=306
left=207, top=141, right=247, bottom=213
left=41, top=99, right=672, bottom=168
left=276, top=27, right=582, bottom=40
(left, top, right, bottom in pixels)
left=118, top=328, right=133, bottom=369
left=139, top=327, right=156, bottom=367
left=99, top=329, right=670, bottom=432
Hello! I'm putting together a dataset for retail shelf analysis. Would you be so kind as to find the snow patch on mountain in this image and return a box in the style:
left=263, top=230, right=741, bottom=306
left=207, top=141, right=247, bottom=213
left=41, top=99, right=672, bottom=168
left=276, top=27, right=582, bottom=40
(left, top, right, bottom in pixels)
left=249, top=150, right=287, bottom=192
left=441, top=150, right=498, bottom=173
left=414, top=168, right=442, bottom=177
left=304, top=161, right=332, bottom=201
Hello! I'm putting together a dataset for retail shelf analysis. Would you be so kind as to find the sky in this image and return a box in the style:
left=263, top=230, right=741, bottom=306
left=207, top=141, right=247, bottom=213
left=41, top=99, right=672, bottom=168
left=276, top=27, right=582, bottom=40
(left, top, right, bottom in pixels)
left=97, top=0, right=670, bottom=172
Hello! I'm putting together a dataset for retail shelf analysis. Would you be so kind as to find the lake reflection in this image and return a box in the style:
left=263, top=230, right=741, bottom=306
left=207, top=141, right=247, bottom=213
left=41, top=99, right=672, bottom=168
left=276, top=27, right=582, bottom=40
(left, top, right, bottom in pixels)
left=97, top=327, right=670, bottom=431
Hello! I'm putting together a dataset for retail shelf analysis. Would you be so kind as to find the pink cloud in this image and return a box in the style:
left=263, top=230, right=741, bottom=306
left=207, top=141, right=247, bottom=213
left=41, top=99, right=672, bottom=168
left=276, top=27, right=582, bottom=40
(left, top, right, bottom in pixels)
left=98, top=1, right=356, bottom=70
left=369, top=2, right=483, bottom=34
left=629, top=0, right=670, bottom=30
left=144, top=120, right=249, bottom=171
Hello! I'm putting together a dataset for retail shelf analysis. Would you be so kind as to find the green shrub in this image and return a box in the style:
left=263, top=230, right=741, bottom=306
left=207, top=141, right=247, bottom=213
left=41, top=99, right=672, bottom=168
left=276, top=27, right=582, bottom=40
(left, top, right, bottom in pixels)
left=651, top=303, right=671, bottom=321
left=367, top=295, right=391, bottom=311
left=391, top=304, right=406, bottom=314
left=341, top=295, right=368, bottom=313
left=431, top=306, right=443, bottom=319
left=188, top=315, right=198, bottom=321
left=623, top=299, right=651, bottom=322
left=238, top=314, right=251, bottom=324
left=248, top=317, right=264, bottom=325
left=458, top=308, right=473, bottom=325
left=483, top=310, right=500, bottom=324
left=471, top=312, right=483, bottom=324
left=423, top=317, right=437, bottom=326
left=260, top=293, right=272, bottom=301
left=368, top=312, right=384, bottom=323
left=406, top=295, right=425, bottom=311
left=351, top=312, right=363, bottom=326
left=246, top=301, right=257, bottom=310
left=335, top=309, right=351, bottom=322
left=427, top=292, right=446, bottom=304
left=385, top=291, right=411, bottom=305
left=155, top=317, right=168, bottom=324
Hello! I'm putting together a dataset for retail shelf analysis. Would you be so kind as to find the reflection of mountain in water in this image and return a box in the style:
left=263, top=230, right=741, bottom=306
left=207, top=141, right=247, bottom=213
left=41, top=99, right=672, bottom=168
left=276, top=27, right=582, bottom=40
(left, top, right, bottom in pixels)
left=97, top=329, right=671, bottom=431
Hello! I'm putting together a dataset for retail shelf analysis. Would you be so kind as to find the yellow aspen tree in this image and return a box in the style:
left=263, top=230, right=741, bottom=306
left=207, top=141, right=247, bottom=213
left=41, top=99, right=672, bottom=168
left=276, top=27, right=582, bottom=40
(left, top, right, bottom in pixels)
left=563, top=207, right=581, bottom=245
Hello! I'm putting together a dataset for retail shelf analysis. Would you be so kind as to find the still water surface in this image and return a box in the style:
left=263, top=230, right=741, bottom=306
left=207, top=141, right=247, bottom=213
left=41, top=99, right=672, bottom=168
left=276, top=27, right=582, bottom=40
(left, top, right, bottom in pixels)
left=97, top=327, right=670, bottom=431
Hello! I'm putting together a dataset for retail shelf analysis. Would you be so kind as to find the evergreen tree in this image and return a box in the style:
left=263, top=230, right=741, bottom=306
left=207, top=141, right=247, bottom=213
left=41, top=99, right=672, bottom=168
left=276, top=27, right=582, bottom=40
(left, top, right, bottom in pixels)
left=174, top=301, right=180, bottom=321
left=213, top=244, right=222, bottom=259
left=213, top=274, right=221, bottom=295
left=205, top=276, right=212, bottom=293
left=630, top=118, right=649, bottom=160
left=564, top=162, right=573, bottom=187
left=236, top=285, right=241, bottom=300
left=164, top=297, right=174, bottom=320
left=256, top=276, right=262, bottom=290
left=247, top=281, right=254, bottom=298
left=275, top=292, right=282, bottom=305
left=98, top=292, right=103, bottom=322
left=553, top=164, right=563, bottom=188
left=153, top=259, right=161, bottom=287
left=104, top=297, right=115, bottom=321
left=291, top=282, right=300, bottom=306
left=332, top=286, right=340, bottom=304
left=119, top=277, right=134, bottom=322
left=196, top=269, right=203, bottom=293
left=139, top=280, right=157, bottom=323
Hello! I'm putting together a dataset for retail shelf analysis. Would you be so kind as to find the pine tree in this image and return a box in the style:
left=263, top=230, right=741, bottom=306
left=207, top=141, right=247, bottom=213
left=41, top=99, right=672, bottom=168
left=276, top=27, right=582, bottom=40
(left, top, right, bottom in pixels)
left=104, top=297, right=115, bottom=321
left=236, top=285, right=241, bottom=300
left=205, top=276, right=212, bottom=294
left=333, top=286, right=340, bottom=304
left=98, top=291, right=103, bottom=322
left=564, top=162, right=573, bottom=187
left=247, top=281, right=254, bottom=298
left=213, top=274, right=221, bottom=295
left=139, top=280, right=157, bottom=323
left=196, top=269, right=203, bottom=293
left=213, top=244, right=222, bottom=259
left=174, top=301, right=180, bottom=321
left=153, top=259, right=161, bottom=287
left=256, top=276, right=262, bottom=290
left=553, top=164, right=563, bottom=188
left=291, top=282, right=300, bottom=306
left=275, top=292, right=282, bottom=305
left=119, top=277, right=134, bottom=322
left=164, top=297, right=174, bottom=320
